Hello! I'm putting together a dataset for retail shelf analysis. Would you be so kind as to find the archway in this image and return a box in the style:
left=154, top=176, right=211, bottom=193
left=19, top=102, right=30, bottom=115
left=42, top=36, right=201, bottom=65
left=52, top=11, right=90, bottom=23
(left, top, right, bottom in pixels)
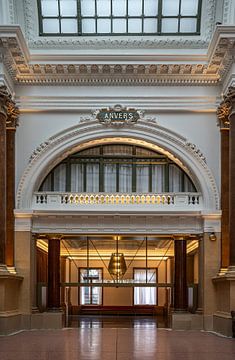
left=16, top=118, right=219, bottom=211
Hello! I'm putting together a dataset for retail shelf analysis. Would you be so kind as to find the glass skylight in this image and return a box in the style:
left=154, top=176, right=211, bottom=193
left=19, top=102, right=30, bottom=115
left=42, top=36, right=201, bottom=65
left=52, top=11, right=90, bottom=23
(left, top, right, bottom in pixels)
left=38, top=0, right=202, bottom=36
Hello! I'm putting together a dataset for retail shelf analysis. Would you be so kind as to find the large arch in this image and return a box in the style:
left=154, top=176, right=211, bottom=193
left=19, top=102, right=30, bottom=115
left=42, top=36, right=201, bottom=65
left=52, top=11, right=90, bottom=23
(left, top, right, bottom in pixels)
left=16, top=118, right=219, bottom=210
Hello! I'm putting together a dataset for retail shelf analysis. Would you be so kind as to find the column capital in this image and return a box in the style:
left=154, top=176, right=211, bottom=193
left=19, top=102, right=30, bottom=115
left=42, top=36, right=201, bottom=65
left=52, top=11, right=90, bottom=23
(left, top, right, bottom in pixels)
left=217, top=86, right=235, bottom=130
left=0, top=85, right=19, bottom=128
left=0, top=85, right=9, bottom=119
left=6, top=98, right=19, bottom=130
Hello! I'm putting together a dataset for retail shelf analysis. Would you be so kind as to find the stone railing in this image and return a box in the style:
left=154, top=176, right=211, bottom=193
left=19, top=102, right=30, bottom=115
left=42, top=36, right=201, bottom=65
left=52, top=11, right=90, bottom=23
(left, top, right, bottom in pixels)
left=33, top=192, right=203, bottom=211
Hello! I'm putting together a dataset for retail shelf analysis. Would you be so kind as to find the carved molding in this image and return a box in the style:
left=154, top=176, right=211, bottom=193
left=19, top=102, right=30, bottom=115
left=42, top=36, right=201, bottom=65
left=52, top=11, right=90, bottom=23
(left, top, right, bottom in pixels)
left=29, top=213, right=204, bottom=235
left=185, top=143, right=207, bottom=164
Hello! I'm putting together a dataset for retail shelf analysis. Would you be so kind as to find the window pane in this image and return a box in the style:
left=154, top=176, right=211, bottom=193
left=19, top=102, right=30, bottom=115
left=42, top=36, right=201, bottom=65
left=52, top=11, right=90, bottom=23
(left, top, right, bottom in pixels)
left=41, top=0, right=59, bottom=16
left=128, top=0, right=142, bottom=16
left=97, top=19, right=111, bottom=33
left=119, top=164, right=132, bottom=193
left=134, top=269, right=156, bottom=305
left=113, top=19, right=127, bottom=33
left=181, top=0, right=198, bottom=16
left=104, top=164, right=116, bottom=192
left=169, top=165, right=183, bottom=192
left=82, top=19, right=96, bottom=33
left=42, top=18, right=60, bottom=33
left=41, top=174, right=52, bottom=191
left=184, top=174, right=195, bottom=192
left=152, top=165, right=165, bottom=193
left=180, top=18, right=197, bottom=33
left=136, top=165, right=149, bottom=192
left=71, top=164, right=84, bottom=192
left=80, top=269, right=102, bottom=305
left=128, top=19, right=142, bottom=33
left=112, top=0, right=126, bottom=16
left=144, top=18, right=157, bottom=33
left=144, top=0, right=158, bottom=16
left=60, top=0, right=77, bottom=16
left=162, top=0, right=180, bottom=16
left=86, top=164, right=99, bottom=192
left=81, top=0, right=95, bottom=16
left=162, top=18, right=178, bottom=33
left=53, top=164, right=66, bottom=191
left=97, top=0, right=111, bottom=16
left=61, top=19, right=77, bottom=33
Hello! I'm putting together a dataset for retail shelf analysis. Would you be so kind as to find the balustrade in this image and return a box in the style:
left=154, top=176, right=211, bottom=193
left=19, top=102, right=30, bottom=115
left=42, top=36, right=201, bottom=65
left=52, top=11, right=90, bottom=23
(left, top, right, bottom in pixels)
left=33, top=192, right=202, bottom=210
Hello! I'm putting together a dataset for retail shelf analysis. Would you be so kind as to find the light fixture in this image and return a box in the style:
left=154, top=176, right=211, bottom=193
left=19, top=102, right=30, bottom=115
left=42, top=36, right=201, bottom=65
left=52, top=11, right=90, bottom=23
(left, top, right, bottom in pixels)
left=108, top=236, right=127, bottom=279
left=209, top=232, right=216, bottom=241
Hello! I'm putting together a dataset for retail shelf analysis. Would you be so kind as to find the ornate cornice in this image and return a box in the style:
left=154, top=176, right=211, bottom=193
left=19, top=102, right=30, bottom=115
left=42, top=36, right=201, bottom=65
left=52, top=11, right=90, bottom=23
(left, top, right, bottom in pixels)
left=1, top=25, right=235, bottom=86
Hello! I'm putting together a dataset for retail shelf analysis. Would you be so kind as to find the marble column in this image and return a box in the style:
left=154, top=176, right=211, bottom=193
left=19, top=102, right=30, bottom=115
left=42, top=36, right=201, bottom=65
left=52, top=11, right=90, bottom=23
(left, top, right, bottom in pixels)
left=174, top=238, right=188, bottom=311
left=217, top=98, right=230, bottom=270
left=47, top=236, right=61, bottom=311
left=0, top=86, right=8, bottom=271
left=197, top=236, right=204, bottom=312
left=6, top=100, right=19, bottom=268
left=228, top=88, right=235, bottom=270
left=0, top=86, right=19, bottom=271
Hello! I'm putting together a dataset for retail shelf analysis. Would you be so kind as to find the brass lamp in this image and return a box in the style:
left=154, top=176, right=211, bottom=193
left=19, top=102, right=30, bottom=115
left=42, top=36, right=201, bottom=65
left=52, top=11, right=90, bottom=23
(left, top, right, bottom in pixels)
left=108, top=236, right=127, bottom=279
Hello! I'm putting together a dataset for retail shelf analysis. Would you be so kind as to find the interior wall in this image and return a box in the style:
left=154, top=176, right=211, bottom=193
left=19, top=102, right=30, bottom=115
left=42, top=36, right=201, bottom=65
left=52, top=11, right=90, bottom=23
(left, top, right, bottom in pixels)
left=15, top=85, right=220, bottom=193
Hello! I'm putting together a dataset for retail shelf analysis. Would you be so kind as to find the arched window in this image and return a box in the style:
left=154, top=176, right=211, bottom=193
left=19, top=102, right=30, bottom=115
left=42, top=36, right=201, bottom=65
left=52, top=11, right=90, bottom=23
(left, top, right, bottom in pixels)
left=39, top=144, right=196, bottom=193
left=38, top=0, right=202, bottom=36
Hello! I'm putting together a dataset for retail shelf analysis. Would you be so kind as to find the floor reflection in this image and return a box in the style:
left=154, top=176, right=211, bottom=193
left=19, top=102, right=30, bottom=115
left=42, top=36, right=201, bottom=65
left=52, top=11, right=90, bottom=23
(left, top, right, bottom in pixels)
left=66, top=314, right=171, bottom=329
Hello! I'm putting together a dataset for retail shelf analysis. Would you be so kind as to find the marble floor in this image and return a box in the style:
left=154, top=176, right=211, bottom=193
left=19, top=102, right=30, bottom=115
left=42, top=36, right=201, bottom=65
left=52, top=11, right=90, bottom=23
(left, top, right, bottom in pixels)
left=0, top=327, right=235, bottom=360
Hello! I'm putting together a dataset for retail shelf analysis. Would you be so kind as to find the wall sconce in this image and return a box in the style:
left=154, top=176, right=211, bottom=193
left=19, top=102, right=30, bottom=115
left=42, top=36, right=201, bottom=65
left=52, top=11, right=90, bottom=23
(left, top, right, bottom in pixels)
left=209, top=232, right=216, bottom=241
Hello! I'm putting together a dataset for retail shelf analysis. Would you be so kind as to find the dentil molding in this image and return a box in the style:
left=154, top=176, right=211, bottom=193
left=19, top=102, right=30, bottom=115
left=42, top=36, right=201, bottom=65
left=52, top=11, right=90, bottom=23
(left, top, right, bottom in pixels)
left=1, top=25, right=235, bottom=86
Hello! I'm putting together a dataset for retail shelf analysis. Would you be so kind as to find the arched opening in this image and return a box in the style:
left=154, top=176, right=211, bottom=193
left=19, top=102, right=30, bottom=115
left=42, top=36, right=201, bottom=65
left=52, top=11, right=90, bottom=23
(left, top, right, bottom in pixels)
left=38, top=143, right=197, bottom=194
left=16, top=121, right=218, bottom=329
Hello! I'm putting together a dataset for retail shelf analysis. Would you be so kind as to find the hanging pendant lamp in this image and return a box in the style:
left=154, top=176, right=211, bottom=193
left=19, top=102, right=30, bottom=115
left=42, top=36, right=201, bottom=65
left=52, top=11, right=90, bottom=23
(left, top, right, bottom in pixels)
left=108, top=236, right=127, bottom=279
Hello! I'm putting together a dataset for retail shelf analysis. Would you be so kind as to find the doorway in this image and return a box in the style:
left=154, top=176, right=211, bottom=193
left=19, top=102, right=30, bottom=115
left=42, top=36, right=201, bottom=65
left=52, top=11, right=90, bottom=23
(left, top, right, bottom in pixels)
left=36, top=234, right=199, bottom=328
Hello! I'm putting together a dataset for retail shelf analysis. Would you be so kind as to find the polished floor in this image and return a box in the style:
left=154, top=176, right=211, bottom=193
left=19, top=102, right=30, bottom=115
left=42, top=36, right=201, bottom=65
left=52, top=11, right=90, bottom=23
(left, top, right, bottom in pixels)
left=67, top=315, right=170, bottom=328
left=0, top=327, right=235, bottom=360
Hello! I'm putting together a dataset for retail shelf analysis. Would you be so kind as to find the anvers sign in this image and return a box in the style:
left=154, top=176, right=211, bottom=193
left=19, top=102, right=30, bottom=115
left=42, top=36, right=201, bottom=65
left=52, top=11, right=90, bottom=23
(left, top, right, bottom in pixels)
left=95, top=105, right=141, bottom=127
